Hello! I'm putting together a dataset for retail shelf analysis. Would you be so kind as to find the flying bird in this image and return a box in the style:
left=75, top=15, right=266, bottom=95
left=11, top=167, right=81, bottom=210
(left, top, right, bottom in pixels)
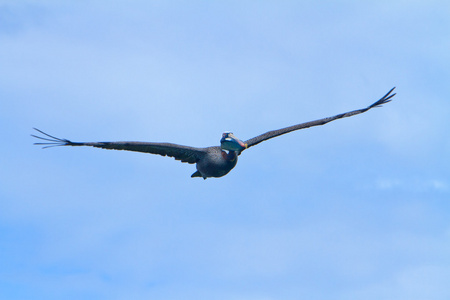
left=33, top=87, right=396, bottom=179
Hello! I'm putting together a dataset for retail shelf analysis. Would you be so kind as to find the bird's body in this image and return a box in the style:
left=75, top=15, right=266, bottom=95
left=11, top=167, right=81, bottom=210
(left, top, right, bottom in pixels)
left=33, top=88, right=396, bottom=179
left=192, top=147, right=238, bottom=179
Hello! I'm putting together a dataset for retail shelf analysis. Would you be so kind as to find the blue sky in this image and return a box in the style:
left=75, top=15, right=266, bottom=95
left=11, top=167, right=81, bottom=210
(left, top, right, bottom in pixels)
left=1, top=1, right=449, bottom=299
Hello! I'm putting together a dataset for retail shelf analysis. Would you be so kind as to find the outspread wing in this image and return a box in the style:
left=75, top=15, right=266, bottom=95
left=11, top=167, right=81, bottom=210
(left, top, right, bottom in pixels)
left=244, top=87, right=396, bottom=149
left=32, top=128, right=206, bottom=164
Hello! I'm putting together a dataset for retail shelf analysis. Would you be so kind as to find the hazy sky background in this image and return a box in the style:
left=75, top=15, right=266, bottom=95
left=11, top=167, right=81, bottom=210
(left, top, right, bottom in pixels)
left=1, top=1, right=449, bottom=299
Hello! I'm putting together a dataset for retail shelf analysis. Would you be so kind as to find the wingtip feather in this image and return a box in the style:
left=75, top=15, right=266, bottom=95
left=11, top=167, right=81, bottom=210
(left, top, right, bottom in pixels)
left=31, top=128, right=73, bottom=148
left=369, top=87, right=396, bottom=108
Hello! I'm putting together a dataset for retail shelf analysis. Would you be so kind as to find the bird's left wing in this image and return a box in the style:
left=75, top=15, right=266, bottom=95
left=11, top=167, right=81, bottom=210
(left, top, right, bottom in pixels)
left=243, top=87, right=396, bottom=149
left=32, top=128, right=206, bottom=164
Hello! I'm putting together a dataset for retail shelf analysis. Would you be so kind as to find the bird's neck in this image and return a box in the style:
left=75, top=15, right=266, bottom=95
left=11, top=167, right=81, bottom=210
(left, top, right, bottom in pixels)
left=221, top=150, right=237, bottom=161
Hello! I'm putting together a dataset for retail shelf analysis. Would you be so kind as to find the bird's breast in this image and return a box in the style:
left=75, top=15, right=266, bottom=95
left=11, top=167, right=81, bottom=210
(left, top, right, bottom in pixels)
left=196, top=147, right=238, bottom=178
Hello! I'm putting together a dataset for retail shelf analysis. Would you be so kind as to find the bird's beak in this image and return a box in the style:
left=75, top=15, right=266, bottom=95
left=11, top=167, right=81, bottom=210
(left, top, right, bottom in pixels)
left=220, top=133, right=247, bottom=152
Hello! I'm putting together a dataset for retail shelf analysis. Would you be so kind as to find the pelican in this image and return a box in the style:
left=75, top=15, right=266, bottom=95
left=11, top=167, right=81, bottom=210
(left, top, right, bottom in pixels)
left=33, top=87, right=395, bottom=179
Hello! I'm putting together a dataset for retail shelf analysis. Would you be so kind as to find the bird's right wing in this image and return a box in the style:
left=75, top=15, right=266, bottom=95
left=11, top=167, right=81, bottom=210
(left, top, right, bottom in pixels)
left=32, top=128, right=206, bottom=164
left=243, top=87, right=396, bottom=149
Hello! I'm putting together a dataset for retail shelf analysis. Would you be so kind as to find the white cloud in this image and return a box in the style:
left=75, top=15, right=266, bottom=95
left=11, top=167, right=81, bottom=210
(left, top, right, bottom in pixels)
left=375, top=178, right=449, bottom=192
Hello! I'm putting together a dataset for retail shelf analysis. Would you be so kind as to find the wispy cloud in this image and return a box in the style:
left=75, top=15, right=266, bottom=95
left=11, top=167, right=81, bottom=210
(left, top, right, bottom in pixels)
left=375, top=178, right=448, bottom=192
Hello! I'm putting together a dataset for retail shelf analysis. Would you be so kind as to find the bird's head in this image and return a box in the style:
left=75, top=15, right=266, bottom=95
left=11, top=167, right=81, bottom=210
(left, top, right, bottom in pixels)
left=220, top=132, right=247, bottom=152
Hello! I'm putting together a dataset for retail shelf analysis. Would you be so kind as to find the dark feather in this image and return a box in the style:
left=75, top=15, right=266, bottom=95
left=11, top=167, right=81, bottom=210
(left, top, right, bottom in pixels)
left=32, top=128, right=206, bottom=164
left=244, top=87, right=396, bottom=149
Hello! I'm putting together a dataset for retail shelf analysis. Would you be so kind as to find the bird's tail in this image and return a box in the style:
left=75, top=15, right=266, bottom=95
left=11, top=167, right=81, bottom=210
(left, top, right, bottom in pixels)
left=191, top=171, right=206, bottom=179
